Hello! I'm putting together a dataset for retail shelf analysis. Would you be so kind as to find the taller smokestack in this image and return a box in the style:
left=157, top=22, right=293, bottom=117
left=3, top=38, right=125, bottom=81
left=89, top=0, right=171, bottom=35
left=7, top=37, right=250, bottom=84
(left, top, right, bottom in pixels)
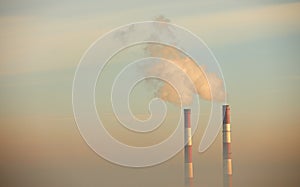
left=223, top=105, right=232, bottom=187
left=184, top=109, right=193, bottom=186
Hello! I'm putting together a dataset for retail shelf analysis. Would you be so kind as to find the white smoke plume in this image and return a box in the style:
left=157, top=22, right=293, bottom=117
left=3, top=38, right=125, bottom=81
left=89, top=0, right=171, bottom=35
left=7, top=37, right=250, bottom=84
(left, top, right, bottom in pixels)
left=143, top=16, right=225, bottom=105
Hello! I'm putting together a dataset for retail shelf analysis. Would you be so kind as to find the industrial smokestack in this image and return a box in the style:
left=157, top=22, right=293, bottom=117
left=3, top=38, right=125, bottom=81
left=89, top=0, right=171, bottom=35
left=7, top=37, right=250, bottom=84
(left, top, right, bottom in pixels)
left=223, top=105, right=232, bottom=187
left=184, top=109, right=193, bottom=186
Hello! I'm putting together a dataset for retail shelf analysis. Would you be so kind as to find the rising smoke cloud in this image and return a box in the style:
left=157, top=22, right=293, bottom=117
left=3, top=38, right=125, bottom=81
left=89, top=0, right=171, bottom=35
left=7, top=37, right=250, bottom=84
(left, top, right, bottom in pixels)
left=143, top=16, right=225, bottom=105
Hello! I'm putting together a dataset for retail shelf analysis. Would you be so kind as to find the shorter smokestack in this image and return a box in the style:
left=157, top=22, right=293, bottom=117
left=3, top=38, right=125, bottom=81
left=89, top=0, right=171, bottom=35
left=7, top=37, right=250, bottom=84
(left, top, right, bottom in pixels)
left=223, top=105, right=232, bottom=187
left=184, top=109, right=193, bottom=186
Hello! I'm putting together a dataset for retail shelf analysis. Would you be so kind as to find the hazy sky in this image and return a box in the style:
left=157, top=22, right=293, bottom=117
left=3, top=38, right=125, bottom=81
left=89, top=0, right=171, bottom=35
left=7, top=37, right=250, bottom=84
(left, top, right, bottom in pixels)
left=0, top=1, right=299, bottom=187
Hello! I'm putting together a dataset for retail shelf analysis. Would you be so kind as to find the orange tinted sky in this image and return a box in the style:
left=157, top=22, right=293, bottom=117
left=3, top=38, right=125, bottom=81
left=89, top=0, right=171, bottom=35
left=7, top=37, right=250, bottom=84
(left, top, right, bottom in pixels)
left=0, top=1, right=300, bottom=187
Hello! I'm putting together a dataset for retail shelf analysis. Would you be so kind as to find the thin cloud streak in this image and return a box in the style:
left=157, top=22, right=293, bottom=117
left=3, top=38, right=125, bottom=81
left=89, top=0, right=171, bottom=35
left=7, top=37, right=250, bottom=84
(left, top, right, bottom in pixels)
left=176, top=2, right=300, bottom=45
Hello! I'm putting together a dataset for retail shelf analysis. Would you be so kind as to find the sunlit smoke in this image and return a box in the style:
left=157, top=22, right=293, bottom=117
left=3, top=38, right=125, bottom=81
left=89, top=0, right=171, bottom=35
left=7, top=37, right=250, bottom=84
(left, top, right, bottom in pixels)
left=143, top=16, right=225, bottom=105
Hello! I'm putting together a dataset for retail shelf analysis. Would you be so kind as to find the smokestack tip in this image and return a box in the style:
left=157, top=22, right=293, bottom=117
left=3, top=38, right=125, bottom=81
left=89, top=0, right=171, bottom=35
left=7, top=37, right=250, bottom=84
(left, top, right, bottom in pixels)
left=184, top=108, right=191, bottom=113
left=223, top=104, right=230, bottom=124
left=223, top=104, right=230, bottom=111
